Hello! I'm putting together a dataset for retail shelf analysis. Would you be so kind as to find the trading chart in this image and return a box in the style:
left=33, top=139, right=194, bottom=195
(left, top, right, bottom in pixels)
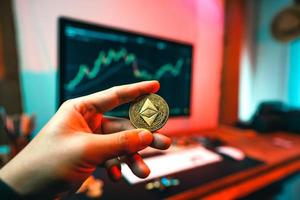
left=60, top=22, right=192, bottom=117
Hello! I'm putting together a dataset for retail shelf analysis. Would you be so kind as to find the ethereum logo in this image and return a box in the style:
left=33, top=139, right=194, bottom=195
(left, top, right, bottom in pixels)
left=139, top=98, right=159, bottom=126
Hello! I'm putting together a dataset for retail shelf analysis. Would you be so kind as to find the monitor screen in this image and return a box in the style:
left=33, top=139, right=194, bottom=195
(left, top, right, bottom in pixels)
left=59, top=18, right=193, bottom=117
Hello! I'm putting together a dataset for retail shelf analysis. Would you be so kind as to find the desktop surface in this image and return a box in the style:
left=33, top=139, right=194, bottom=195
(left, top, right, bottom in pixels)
left=66, top=126, right=300, bottom=200
left=67, top=129, right=265, bottom=200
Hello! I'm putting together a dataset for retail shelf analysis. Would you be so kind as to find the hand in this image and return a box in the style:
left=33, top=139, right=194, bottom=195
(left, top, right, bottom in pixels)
left=0, top=81, right=171, bottom=199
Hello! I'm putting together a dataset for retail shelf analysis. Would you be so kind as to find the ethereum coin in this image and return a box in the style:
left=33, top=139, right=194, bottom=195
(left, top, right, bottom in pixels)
left=129, top=93, right=169, bottom=131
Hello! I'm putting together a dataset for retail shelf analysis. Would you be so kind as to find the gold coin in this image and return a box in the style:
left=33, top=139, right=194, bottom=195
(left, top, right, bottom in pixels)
left=129, top=93, right=169, bottom=132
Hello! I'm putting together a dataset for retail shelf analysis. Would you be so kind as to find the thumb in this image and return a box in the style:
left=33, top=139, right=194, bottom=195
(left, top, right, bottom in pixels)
left=89, top=129, right=153, bottom=163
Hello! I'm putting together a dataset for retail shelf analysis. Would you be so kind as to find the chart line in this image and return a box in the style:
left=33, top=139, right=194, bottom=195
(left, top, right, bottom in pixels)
left=65, top=48, right=184, bottom=91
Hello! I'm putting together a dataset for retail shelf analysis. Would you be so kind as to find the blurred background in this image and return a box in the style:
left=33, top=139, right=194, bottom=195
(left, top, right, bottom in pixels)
left=1, top=0, right=300, bottom=199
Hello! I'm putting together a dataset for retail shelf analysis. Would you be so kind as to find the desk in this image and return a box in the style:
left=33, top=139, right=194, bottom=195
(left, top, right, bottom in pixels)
left=168, top=126, right=300, bottom=200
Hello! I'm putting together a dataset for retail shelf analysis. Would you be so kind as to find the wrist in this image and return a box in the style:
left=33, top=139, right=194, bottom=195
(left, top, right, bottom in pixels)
left=0, top=157, right=30, bottom=197
left=0, top=150, right=53, bottom=199
left=0, top=176, right=23, bottom=200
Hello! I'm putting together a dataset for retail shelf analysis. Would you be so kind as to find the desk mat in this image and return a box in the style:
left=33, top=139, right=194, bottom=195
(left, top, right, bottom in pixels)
left=68, top=155, right=264, bottom=200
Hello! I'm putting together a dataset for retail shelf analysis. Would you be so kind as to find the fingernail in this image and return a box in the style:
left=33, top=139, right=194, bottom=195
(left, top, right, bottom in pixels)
left=138, top=129, right=153, bottom=148
left=109, top=166, right=122, bottom=181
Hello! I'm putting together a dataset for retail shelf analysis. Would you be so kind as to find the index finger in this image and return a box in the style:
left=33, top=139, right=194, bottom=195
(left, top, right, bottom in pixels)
left=79, top=81, right=160, bottom=114
left=101, top=117, right=171, bottom=150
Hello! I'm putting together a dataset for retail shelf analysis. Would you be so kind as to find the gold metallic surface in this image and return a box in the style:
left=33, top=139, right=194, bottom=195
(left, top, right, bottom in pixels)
left=129, top=93, right=169, bottom=131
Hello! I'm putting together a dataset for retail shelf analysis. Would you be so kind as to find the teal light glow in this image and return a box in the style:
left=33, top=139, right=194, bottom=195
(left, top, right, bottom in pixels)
left=0, top=145, right=10, bottom=154
left=288, top=39, right=300, bottom=108
left=20, top=71, right=57, bottom=134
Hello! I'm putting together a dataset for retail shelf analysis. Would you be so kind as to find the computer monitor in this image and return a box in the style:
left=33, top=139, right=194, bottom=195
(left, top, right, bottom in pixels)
left=58, top=17, right=193, bottom=127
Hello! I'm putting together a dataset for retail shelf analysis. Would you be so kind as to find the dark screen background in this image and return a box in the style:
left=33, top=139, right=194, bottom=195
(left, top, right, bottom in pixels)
left=60, top=19, right=192, bottom=117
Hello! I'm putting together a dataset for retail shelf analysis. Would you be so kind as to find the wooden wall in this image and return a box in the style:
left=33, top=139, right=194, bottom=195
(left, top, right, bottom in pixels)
left=219, top=0, right=245, bottom=125
left=0, top=0, right=22, bottom=114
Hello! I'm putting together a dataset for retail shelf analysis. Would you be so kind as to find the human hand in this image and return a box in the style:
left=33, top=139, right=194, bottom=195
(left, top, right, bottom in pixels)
left=0, top=81, right=171, bottom=199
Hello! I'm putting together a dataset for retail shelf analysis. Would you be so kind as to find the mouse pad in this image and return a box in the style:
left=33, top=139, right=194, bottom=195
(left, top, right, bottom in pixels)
left=68, top=155, right=264, bottom=200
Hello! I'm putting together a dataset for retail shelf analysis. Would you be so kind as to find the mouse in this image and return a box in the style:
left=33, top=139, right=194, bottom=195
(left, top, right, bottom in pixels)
left=215, top=146, right=245, bottom=161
